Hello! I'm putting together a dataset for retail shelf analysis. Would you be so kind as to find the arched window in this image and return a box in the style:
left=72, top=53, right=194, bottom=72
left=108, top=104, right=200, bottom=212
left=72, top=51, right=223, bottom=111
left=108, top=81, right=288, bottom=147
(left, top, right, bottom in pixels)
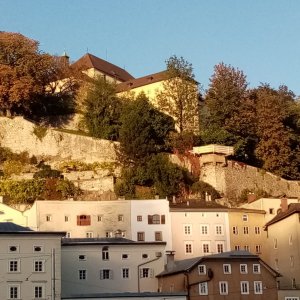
left=102, top=246, right=109, bottom=260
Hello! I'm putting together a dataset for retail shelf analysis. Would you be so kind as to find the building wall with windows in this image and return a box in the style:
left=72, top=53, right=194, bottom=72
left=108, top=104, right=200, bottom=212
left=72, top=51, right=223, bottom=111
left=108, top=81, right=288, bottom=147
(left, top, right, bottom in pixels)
left=170, top=207, right=230, bottom=260
left=130, top=199, right=172, bottom=250
left=0, top=223, right=64, bottom=300
left=24, top=200, right=131, bottom=239
left=61, top=238, right=166, bottom=297
left=0, top=202, right=27, bottom=226
left=157, top=251, right=279, bottom=300
left=228, top=209, right=267, bottom=260
left=264, top=205, right=300, bottom=292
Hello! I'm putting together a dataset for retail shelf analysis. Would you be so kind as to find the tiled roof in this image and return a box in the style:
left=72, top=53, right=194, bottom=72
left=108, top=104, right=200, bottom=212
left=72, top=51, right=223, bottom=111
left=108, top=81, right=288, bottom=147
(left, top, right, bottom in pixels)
left=265, top=203, right=300, bottom=228
left=157, top=251, right=259, bottom=277
left=72, top=53, right=134, bottom=82
left=0, top=222, right=32, bottom=232
left=170, top=199, right=228, bottom=210
left=116, top=71, right=168, bottom=92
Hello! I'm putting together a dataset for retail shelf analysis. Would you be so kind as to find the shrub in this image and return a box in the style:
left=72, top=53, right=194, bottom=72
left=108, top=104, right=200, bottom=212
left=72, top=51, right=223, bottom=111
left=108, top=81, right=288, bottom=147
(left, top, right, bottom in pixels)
left=33, top=126, right=47, bottom=141
left=191, top=181, right=221, bottom=201
left=2, top=160, right=24, bottom=177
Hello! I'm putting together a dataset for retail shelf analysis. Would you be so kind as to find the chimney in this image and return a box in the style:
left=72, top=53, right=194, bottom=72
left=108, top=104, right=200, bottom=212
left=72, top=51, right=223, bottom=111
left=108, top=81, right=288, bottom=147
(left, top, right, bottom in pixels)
left=165, top=251, right=176, bottom=271
left=247, top=193, right=256, bottom=203
left=280, top=197, right=288, bottom=212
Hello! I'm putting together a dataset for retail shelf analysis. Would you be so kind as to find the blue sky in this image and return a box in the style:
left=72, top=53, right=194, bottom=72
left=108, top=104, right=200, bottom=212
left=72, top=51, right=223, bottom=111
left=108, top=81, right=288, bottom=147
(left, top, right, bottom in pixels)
left=1, top=0, right=300, bottom=96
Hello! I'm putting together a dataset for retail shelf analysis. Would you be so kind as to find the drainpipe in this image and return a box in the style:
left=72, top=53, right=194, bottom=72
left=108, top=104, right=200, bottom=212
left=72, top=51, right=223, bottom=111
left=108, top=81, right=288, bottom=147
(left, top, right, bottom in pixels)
left=184, top=272, right=190, bottom=300
left=137, top=255, right=161, bottom=293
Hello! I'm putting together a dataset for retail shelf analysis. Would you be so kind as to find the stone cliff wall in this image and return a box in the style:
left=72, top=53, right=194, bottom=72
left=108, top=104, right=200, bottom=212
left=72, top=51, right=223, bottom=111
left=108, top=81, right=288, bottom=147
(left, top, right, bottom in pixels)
left=200, top=159, right=300, bottom=199
left=0, top=117, right=117, bottom=163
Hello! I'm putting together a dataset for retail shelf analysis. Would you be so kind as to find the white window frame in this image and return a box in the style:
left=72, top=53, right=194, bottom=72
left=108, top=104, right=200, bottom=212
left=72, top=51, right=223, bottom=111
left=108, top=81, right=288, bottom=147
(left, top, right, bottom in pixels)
left=202, top=242, right=210, bottom=254
left=46, top=214, right=52, bottom=222
left=79, top=269, right=87, bottom=280
left=241, top=281, right=249, bottom=294
left=122, top=268, right=129, bottom=279
left=199, top=282, right=208, bottom=295
left=253, top=264, right=261, bottom=274
left=244, top=245, right=250, bottom=251
left=216, top=242, right=224, bottom=253
left=255, top=226, right=260, bottom=234
left=86, top=231, right=93, bottom=238
left=33, top=284, right=45, bottom=299
left=240, top=264, right=248, bottom=274
left=184, top=224, right=192, bottom=235
left=254, top=281, right=263, bottom=294
left=8, top=284, right=20, bottom=299
left=219, top=281, right=228, bottom=295
left=139, top=267, right=153, bottom=278
left=33, top=245, right=43, bottom=252
left=232, top=226, right=238, bottom=235
left=184, top=242, right=193, bottom=254
left=97, top=215, right=103, bottom=222
left=100, top=269, right=113, bottom=279
left=198, top=265, right=206, bottom=275
left=255, top=244, right=261, bottom=254
left=8, top=259, right=20, bottom=272
left=285, top=297, right=299, bottom=300
left=215, top=225, right=223, bottom=235
left=201, top=224, right=209, bottom=235
left=8, top=245, right=19, bottom=253
left=242, top=214, right=248, bottom=222
left=223, top=264, right=231, bottom=274
left=118, top=214, right=124, bottom=222
left=243, top=226, right=249, bottom=234
left=234, top=245, right=240, bottom=251
left=33, top=259, right=45, bottom=272
left=64, top=215, right=69, bottom=222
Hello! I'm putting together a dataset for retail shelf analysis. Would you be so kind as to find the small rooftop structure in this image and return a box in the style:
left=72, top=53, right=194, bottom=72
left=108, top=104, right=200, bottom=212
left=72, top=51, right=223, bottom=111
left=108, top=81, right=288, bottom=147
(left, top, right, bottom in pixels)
left=192, top=144, right=234, bottom=156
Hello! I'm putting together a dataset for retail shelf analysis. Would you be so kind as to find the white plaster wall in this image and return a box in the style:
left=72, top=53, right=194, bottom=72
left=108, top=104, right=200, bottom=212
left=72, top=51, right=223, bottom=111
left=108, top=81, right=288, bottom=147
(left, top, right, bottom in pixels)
left=61, top=242, right=166, bottom=297
left=0, top=233, right=63, bottom=300
left=170, top=209, right=230, bottom=260
left=130, top=199, right=172, bottom=250
left=0, top=203, right=27, bottom=226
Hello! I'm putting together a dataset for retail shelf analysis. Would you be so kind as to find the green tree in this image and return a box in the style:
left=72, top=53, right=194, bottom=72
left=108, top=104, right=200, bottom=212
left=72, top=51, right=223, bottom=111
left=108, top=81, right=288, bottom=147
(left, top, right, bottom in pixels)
left=119, top=93, right=175, bottom=163
left=82, top=77, right=123, bottom=140
left=156, top=55, right=200, bottom=133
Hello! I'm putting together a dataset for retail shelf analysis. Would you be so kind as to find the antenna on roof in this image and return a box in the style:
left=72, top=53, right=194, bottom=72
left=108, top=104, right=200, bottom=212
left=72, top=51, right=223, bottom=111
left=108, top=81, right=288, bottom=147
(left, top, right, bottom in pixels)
left=86, top=47, right=89, bottom=54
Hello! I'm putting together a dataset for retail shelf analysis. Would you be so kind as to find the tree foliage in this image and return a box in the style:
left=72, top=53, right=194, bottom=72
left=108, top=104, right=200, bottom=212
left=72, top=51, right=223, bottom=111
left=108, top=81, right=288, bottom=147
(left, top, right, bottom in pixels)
left=156, top=55, right=200, bottom=133
left=119, top=93, right=175, bottom=163
left=82, top=77, right=123, bottom=140
left=0, top=32, right=78, bottom=117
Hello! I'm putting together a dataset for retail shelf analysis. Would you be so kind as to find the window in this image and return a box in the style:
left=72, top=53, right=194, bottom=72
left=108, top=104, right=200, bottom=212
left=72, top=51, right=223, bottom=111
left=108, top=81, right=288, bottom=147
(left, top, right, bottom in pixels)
left=201, top=225, right=209, bottom=235
left=79, top=255, right=86, bottom=261
left=184, top=225, right=191, bottom=235
left=254, top=281, right=263, bottom=294
left=97, top=215, right=103, bottom=222
left=86, top=232, right=93, bottom=238
left=9, top=260, right=19, bottom=272
left=243, top=226, right=249, bottom=234
left=253, top=264, right=261, bottom=274
left=9, top=245, right=19, bottom=252
left=148, top=214, right=165, bottom=224
left=140, top=267, right=153, bottom=278
left=64, top=215, right=69, bottom=222
left=269, top=208, right=274, bottom=214
left=34, top=285, right=44, bottom=299
left=155, top=231, right=162, bottom=241
left=79, top=270, right=86, bottom=280
left=137, top=215, right=142, bottom=222
left=202, top=243, right=210, bottom=253
left=137, top=232, right=145, bottom=241
left=234, top=245, right=240, bottom=251
left=255, top=226, right=260, bottom=234
left=34, top=260, right=44, bottom=272
left=33, top=246, right=43, bottom=252
left=122, top=254, right=128, bottom=259
left=240, top=281, right=249, bottom=294
left=198, top=265, right=206, bottom=274
left=122, top=268, right=129, bottom=279
left=100, top=269, right=112, bottom=279
left=46, top=214, right=52, bottom=222
left=66, top=232, right=71, bottom=238
left=216, top=243, right=224, bottom=253
left=142, top=254, right=148, bottom=259
left=199, top=282, right=208, bottom=295
left=106, top=231, right=113, bottom=238
left=255, top=245, right=262, bottom=254
left=232, top=226, right=238, bottom=235
left=77, top=215, right=91, bottom=226
left=185, top=242, right=193, bottom=254
left=102, top=246, right=109, bottom=260
left=9, top=285, right=19, bottom=299
left=244, top=245, right=250, bottom=251
left=219, top=281, right=228, bottom=295
left=215, top=225, right=223, bottom=235
left=274, top=238, right=278, bottom=249
left=285, top=298, right=299, bottom=300
left=240, top=264, right=247, bottom=274
left=223, top=264, right=231, bottom=274
left=118, top=214, right=124, bottom=222
left=242, top=214, right=248, bottom=221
